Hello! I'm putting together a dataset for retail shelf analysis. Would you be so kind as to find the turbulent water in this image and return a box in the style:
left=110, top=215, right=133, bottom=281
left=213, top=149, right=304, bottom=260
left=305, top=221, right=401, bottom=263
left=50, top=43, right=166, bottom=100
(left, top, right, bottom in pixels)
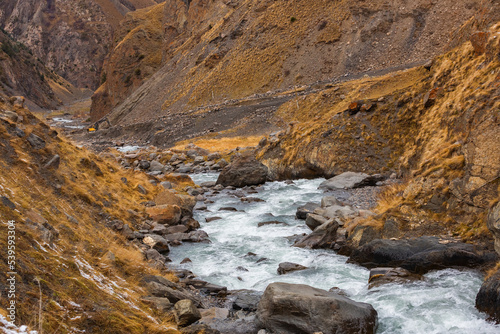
left=169, top=173, right=500, bottom=334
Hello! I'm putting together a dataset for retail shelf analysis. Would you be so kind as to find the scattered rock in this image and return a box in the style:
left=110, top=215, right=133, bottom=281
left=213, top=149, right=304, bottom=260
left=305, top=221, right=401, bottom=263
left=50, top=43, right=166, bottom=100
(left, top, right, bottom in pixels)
left=136, top=184, right=148, bottom=195
left=143, top=234, right=170, bottom=254
left=319, top=172, right=383, bottom=190
left=206, top=217, right=222, bottom=223
left=181, top=258, right=192, bottom=264
left=258, top=221, right=289, bottom=228
left=216, top=153, right=268, bottom=188
left=257, top=282, right=377, bottom=334
left=232, top=290, right=263, bottom=311
left=27, top=133, right=46, bottom=149
left=470, top=31, right=490, bottom=55
left=149, top=160, right=164, bottom=172
left=348, top=236, right=497, bottom=274
left=305, top=213, right=328, bottom=230
left=321, top=196, right=342, bottom=207
left=277, top=262, right=308, bottom=275
left=146, top=205, right=182, bottom=225
left=476, top=267, right=500, bottom=322
left=141, top=296, right=172, bottom=312
left=160, top=181, right=172, bottom=189
left=294, top=219, right=339, bottom=249
left=368, top=267, right=422, bottom=289
left=219, top=207, right=238, bottom=212
left=174, top=299, right=202, bottom=327
left=296, top=202, right=320, bottom=220
left=44, top=154, right=60, bottom=169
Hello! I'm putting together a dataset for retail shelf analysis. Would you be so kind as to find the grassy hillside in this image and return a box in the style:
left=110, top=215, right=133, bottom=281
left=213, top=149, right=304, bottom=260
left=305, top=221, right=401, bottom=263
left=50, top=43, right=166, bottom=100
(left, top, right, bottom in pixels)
left=0, top=94, right=182, bottom=333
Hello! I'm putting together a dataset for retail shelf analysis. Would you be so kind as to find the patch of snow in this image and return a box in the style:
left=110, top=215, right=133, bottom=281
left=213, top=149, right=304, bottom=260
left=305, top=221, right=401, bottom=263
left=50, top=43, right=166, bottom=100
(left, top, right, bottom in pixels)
left=0, top=315, right=37, bottom=334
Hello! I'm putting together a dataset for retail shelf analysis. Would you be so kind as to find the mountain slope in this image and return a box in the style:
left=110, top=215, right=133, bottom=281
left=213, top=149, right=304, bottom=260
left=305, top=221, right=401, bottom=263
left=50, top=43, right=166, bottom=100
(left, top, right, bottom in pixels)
left=0, top=0, right=158, bottom=89
left=0, top=93, right=181, bottom=333
left=93, top=0, right=499, bottom=124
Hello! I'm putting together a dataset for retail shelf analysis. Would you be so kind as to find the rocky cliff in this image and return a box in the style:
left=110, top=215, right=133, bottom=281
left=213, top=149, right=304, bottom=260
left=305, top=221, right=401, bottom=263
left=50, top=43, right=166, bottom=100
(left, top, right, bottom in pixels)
left=0, top=0, right=158, bottom=89
left=257, top=22, right=500, bottom=243
left=0, top=29, right=86, bottom=109
left=92, top=0, right=499, bottom=124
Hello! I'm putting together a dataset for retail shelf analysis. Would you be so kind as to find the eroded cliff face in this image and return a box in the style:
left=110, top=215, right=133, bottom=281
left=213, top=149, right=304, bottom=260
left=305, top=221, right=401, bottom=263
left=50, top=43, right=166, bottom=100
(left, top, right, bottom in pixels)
left=0, top=0, right=157, bottom=89
left=257, top=22, right=500, bottom=241
left=92, top=0, right=499, bottom=125
left=0, top=29, right=85, bottom=109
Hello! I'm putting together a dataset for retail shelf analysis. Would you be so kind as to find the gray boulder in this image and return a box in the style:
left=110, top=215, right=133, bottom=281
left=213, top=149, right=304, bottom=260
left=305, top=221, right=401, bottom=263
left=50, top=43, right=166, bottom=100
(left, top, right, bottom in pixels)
left=149, top=160, right=165, bottom=172
left=277, top=262, right=308, bottom=275
left=216, top=154, right=268, bottom=188
left=305, top=213, right=328, bottom=231
left=319, top=172, right=383, bottom=190
left=257, top=282, right=377, bottom=334
left=174, top=299, right=202, bottom=327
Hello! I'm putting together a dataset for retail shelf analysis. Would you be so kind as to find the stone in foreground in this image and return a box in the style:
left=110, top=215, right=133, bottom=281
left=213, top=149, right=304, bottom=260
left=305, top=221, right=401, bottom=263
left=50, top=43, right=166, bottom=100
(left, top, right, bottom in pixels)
left=257, top=282, right=377, bottom=334
left=174, top=299, right=202, bottom=327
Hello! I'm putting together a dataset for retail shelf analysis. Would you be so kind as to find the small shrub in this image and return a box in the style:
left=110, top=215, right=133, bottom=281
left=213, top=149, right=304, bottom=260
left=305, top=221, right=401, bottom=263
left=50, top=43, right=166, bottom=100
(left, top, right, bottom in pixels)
left=290, top=16, right=297, bottom=23
left=134, top=68, right=141, bottom=76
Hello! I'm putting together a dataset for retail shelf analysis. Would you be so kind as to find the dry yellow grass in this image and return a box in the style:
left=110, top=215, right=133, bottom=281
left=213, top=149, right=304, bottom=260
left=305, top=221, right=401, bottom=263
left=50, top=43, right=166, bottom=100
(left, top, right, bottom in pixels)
left=0, top=97, right=179, bottom=333
left=173, top=135, right=262, bottom=153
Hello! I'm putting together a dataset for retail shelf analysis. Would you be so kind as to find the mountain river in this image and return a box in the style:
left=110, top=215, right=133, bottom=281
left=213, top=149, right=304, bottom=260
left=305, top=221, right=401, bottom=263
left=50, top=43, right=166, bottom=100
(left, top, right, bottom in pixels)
left=169, top=173, right=500, bottom=333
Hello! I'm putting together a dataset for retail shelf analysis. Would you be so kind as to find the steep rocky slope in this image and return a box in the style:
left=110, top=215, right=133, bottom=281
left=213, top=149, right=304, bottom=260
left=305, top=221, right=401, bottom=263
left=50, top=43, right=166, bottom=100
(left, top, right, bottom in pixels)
left=0, top=0, right=158, bottom=89
left=91, top=2, right=165, bottom=120
left=0, top=29, right=87, bottom=109
left=92, top=0, right=499, bottom=124
left=257, top=22, right=500, bottom=245
left=0, top=94, right=184, bottom=333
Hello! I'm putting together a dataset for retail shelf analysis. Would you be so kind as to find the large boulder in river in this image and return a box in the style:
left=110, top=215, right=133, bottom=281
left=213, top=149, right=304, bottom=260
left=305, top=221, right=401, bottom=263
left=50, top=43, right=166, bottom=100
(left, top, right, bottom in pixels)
left=349, top=236, right=497, bottom=274
left=216, top=153, right=268, bottom=188
left=257, top=282, right=377, bottom=334
left=476, top=267, right=500, bottom=322
left=319, top=172, right=383, bottom=190
left=294, top=219, right=339, bottom=249
left=277, top=262, right=308, bottom=275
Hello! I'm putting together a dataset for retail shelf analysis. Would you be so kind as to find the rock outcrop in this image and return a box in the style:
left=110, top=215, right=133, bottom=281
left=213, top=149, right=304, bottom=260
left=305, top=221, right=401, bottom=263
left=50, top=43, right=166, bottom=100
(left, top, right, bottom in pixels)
left=348, top=236, right=497, bottom=274
left=257, top=282, right=378, bottom=334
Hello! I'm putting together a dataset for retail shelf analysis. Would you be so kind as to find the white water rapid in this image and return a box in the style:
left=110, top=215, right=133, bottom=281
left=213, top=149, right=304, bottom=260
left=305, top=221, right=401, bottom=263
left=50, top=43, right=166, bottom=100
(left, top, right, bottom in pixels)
left=169, top=173, right=500, bottom=333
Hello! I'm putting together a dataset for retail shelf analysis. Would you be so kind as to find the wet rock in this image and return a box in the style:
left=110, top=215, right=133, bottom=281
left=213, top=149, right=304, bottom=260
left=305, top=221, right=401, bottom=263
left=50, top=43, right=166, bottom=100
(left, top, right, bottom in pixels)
left=183, top=217, right=201, bottom=231
left=348, top=236, right=497, bottom=274
left=184, top=279, right=227, bottom=295
left=368, top=267, right=422, bottom=289
left=174, top=299, right=202, bottom=327
left=319, top=172, right=383, bottom=190
left=219, top=207, right=238, bottom=212
left=200, top=181, right=216, bottom=188
left=206, top=217, right=222, bottom=223
left=277, top=262, right=308, bottom=275
left=296, top=202, right=320, bottom=220
left=294, top=219, right=339, bottom=249
left=216, top=153, right=268, bottom=188
left=258, top=221, right=289, bottom=228
left=166, top=225, right=188, bottom=235
left=146, top=204, right=182, bottom=225
left=232, top=290, right=263, bottom=311
left=476, top=267, right=500, bottom=322
left=143, top=234, right=170, bottom=254
left=257, top=282, right=377, bottom=334
left=181, top=258, right=192, bottom=264
left=305, top=213, right=328, bottom=230
left=27, top=133, right=46, bottom=149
